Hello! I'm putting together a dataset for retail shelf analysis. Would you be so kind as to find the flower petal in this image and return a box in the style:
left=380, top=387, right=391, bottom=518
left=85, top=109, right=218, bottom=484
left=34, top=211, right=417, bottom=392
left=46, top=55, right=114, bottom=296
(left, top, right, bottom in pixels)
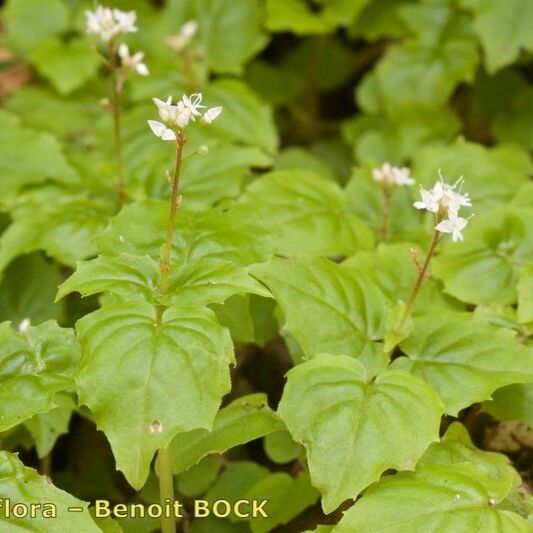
left=148, top=120, right=176, bottom=140
left=203, top=106, right=223, bottom=123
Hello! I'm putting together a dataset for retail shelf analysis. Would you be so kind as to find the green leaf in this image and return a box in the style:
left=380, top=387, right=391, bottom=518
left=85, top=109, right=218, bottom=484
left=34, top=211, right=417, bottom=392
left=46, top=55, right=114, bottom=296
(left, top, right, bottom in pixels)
left=165, top=0, right=268, bottom=75
left=349, top=0, right=412, bottom=41
left=264, top=430, right=303, bottom=464
left=413, top=138, right=531, bottom=212
left=212, top=295, right=256, bottom=344
left=343, top=166, right=425, bottom=241
left=204, top=460, right=269, bottom=509
left=190, top=517, right=248, bottom=533
left=484, top=384, right=533, bottom=428
left=0, top=111, right=78, bottom=200
left=247, top=37, right=356, bottom=105
left=169, top=393, right=283, bottom=474
left=176, top=455, right=221, bottom=497
left=393, top=312, right=533, bottom=415
left=460, top=0, right=533, bottom=73
left=234, top=170, right=374, bottom=256
left=275, top=148, right=337, bottom=182
left=0, top=253, right=63, bottom=325
left=0, top=321, right=79, bottom=431
left=245, top=472, right=320, bottom=533
left=432, top=207, right=533, bottom=306
left=357, top=2, right=478, bottom=112
left=278, top=355, right=443, bottom=513
left=29, top=38, right=101, bottom=95
left=87, top=202, right=270, bottom=306
left=204, top=80, right=279, bottom=155
left=76, top=302, right=234, bottom=489
left=0, top=451, right=100, bottom=531
left=95, top=200, right=268, bottom=267
left=2, top=0, right=70, bottom=55
left=420, top=422, right=519, bottom=490
left=517, top=265, right=533, bottom=324
left=0, top=189, right=112, bottom=273
left=4, top=86, right=104, bottom=145
left=342, top=244, right=462, bottom=313
left=383, top=300, right=412, bottom=353
left=57, top=254, right=160, bottom=304
left=251, top=257, right=389, bottom=376
left=470, top=70, right=533, bottom=151
left=344, top=107, right=461, bottom=164
left=24, top=398, right=74, bottom=458
left=334, top=464, right=530, bottom=532
left=266, top=0, right=371, bottom=34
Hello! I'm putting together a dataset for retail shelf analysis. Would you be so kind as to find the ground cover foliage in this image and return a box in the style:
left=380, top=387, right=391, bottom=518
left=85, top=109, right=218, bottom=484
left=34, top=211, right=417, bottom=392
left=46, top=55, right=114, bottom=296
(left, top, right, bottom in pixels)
left=0, top=0, right=532, bottom=531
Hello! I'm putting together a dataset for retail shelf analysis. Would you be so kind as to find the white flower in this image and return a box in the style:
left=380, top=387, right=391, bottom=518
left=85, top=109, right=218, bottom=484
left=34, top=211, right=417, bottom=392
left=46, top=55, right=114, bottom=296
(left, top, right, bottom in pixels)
left=203, top=106, right=223, bottom=124
left=166, top=20, right=198, bottom=51
left=414, top=185, right=441, bottom=213
left=182, top=93, right=206, bottom=118
left=112, top=8, right=137, bottom=33
left=372, top=163, right=415, bottom=187
left=153, top=96, right=174, bottom=122
left=86, top=5, right=137, bottom=42
left=438, top=176, right=472, bottom=213
left=148, top=94, right=222, bottom=139
left=435, top=211, right=473, bottom=242
left=118, top=44, right=149, bottom=76
left=18, top=318, right=31, bottom=333
left=148, top=120, right=176, bottom=141
left=414, top=171, right=471, bottom=215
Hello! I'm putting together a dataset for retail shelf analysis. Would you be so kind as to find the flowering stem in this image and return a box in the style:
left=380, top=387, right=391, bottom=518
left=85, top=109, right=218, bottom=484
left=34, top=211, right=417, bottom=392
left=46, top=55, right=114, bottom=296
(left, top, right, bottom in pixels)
left=397, top=224, right=442, bottom=333
left=154, top=131, right=185, bottom=533
left=379, top=188, right=392, bottom=240
left=158, top=446, right=176, bottom=533
left=158, top=130, right=186, bottom=296
left=108, top=42, right=126, bottom=205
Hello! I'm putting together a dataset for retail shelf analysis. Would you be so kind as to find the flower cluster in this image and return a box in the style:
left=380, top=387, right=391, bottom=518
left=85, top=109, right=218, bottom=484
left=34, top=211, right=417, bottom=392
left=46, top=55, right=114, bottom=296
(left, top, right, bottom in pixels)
left=166, top=20, right=199, bottom=52
left=85, top=5, right=137, bottom=42
left=118, top=44, right=149, bottom=76
left=148, top=94, right=223, bottom=141
left=372, top=163, right=415, bottom=187
left=414, top=172, right=473, bottom=242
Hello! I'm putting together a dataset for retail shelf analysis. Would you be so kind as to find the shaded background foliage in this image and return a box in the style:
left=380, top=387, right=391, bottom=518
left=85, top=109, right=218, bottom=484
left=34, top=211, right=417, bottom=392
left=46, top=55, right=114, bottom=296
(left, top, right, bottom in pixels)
left=0, top=0, right=532, bottom=532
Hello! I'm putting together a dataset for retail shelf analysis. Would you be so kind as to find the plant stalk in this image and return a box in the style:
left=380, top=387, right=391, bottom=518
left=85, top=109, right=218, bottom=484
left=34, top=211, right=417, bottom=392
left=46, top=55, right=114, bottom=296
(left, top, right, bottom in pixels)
left=379, top=187, right=392, bottom=240
left=157, top=445, right=176, bottom=533
left=397, top=225, right=442, bottom=332
left=154, top=131, right=186, bottom=533
left=108, top=42, right=126, bottom=205
left=159, top=130, right=186, bottom=295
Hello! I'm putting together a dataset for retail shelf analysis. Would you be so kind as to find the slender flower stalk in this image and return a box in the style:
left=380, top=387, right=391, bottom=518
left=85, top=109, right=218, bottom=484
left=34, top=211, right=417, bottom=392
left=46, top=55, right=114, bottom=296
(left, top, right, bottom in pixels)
left=396, top=218, right=442, bottom=333
left=372, top=163, right=415, bottom=240
left=86, top=5, right=148, bottom=205
left=158, top=129, right=186, bottom=295
left=149, top=92, right=222, bottom=533
left=107, top=41, right=126, bottom=203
